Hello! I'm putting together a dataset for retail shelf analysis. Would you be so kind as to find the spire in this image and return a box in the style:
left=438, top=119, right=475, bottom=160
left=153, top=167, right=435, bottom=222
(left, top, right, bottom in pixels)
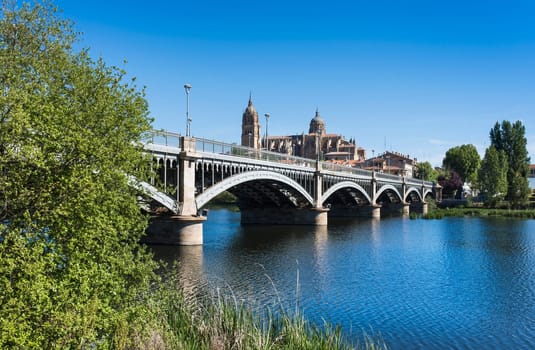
left=242, top=95, right=260, bottom=149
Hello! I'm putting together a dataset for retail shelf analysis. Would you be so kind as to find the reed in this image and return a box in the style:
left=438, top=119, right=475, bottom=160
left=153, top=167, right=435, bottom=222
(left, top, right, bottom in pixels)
left=424, top=207, right=535, bottom=219
left=135, top=270, right=388, bottom=350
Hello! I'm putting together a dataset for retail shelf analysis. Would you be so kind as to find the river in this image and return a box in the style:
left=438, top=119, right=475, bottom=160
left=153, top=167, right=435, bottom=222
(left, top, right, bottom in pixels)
left=151, top=209, right=535, bottom=349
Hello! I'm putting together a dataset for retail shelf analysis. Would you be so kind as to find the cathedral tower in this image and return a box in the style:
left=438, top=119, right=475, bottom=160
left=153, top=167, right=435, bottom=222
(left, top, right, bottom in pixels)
left=241, top=95, right=261, bottom=149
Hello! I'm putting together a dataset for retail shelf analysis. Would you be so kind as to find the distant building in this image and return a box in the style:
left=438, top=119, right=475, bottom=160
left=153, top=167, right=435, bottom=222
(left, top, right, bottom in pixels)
left=361, top=151, right=417, bottom=177
left=241, top=95, right=261, bottom=149
left=241, top=98, right=365, bottom=162
left=530, top=164, right=535, bottom=177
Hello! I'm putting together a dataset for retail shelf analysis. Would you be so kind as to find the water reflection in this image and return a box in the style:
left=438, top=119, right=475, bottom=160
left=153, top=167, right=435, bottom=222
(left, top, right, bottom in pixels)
left=151, top=244, right=205, bottom=296
left=151, top=209, right=535, bottom=350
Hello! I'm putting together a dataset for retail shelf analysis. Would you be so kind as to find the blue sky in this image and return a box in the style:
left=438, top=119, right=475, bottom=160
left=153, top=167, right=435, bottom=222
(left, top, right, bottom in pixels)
left=56, top=0, right=535, bottom=166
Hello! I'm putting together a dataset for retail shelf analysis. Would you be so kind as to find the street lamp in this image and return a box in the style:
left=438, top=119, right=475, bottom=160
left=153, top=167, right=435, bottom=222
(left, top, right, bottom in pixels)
left=372, top=149, right=375, bottom=172
left=264, top=113, right=270, bottom=150
left=184, top=83, right=191, bottom=136
left=316, top=126, right=323, bottom=162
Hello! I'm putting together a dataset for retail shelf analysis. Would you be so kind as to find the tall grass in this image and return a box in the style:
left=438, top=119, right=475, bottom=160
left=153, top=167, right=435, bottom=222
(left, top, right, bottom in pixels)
left=423, top=207, right=535, bottom=220
left=131, top=269, right=388, bottom=350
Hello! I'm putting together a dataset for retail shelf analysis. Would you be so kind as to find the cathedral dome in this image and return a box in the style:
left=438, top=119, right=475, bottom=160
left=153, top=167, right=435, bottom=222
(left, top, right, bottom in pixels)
left=309, top=109, right=326, bottom=135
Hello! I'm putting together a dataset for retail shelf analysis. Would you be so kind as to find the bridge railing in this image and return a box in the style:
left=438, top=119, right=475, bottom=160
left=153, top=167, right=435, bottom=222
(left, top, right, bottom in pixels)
left=143, top=130, right=435, bottom=188
left=375, top=172, right=404, bottom=183
left=194, top=137, right=318, bottom=169
left=144, top=130, right=318, bottom=169
left=406, top=178, right=435, bottom=187
left=143, top=130, right=182, bottom=147
left=320, top=161, right=374, bottom=177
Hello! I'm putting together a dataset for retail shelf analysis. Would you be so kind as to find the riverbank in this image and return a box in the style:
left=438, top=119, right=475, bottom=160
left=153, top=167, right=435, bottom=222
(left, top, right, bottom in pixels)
left=145, top=270, right=388, bottom=350
left=419, top=207, right=535, bottom=219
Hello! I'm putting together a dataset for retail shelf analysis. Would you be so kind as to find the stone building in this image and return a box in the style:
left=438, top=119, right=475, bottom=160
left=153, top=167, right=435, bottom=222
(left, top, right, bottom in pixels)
left=241, top=97, right=365, bottom=162
left=240, top=95, right=261, bottom=149
left=361, top=151, right=417, bottom=177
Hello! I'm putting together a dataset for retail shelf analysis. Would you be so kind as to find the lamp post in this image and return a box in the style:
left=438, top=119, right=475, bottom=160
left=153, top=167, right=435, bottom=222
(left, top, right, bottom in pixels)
left=184, top=83, right=191, bottom=136
left=372, top=149, right=375, bottom=172
left=316, top=126, right=323, bottom=162
left=264, top=113, right=270, bottom=150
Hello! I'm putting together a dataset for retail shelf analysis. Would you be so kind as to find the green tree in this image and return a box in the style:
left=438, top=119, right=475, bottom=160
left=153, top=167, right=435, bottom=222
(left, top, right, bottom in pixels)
left=415, top=161, right=438, bottom=181
left=489, top=120, right=530, bottom=207
left=0, top=1, right=158, bottom=347
left=478, top=146, right=508, bottom=207
left=442, top=144, right=481, bottom=184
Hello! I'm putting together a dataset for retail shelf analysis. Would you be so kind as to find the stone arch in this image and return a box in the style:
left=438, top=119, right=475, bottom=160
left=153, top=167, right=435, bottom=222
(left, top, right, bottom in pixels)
left=321, top=181, right=372, bottom=206
left=195, top=170, right=315, bottom=209
left=423, top=188, right=434, bottom=199
left=374, top=184, right=403, bottom=204
left=404, top=187, right=423, bottom=202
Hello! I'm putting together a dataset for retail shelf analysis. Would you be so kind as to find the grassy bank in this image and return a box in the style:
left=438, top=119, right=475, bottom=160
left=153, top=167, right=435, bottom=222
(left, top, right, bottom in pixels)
left=130, top=272, right=388, bottom=350
left=417, top=207, right=535, bottom=220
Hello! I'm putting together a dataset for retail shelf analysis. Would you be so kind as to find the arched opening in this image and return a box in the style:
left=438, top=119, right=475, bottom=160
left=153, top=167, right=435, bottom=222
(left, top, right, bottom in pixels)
left=321, top=182, right=372, bottom=217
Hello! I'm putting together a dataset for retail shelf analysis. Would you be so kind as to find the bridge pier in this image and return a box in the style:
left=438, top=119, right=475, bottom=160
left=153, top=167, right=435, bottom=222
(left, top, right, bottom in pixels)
left=327, top=205, right=382, bottom=218
left=403, top=202, right=410, bottom=216
left=380, top=202, right=407, bottom=216
left=410, top=202, right=428, bottom=215
left=143, top=215, right=206, bottom=245
left=241, top=207, right=328, bottom=226
left=370, top=204, right=381, bottom=218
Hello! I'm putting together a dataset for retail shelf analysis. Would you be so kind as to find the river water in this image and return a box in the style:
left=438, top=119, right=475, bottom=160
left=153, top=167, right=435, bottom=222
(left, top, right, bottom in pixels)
left=151, top=209, right=535, bottom=349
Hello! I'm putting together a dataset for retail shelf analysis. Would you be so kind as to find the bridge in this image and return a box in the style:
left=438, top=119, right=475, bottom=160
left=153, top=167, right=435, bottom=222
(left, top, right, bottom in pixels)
left=139, top=130, right=440, bottom=245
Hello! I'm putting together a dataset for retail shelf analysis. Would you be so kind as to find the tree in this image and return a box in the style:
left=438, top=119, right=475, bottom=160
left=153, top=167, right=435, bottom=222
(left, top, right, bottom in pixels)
left=0, top=1, right=157, bottom=347
left=478, top=146, right=508, bottom=206
left=438, top=171, right=463, bottom=199
left=442, top=144, right=481, bottom=184
left=415, top=161, right=438, bottom=181
left=489, top=120, right=530, bottom=207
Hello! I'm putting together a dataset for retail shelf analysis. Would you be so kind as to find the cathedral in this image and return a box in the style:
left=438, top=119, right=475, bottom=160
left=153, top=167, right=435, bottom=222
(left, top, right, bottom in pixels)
left=241, top=97, right=365, bottom=163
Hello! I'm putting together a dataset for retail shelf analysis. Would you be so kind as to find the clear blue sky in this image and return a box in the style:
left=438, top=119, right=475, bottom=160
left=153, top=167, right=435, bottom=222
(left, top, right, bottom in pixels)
left=56, top=0, right=535, bottom=166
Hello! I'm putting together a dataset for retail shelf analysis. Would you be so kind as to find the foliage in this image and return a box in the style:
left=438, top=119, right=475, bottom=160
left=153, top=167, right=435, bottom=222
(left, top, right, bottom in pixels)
left=148, top=268, right=388, bottom=350
left=489, top=120, right=531, bottom=207
left=442, top=144, right=480, bottom=183
left=210, top=190, right=238, bottom=205
left=0, top=1, right=159, bottom=347
left=438, top=171, right=463, bottom=199
left=424, top=207, right=535, bottom=219
left=478, top=146, right=508, bottom=207
left=415, top=161, right=438, bottom=181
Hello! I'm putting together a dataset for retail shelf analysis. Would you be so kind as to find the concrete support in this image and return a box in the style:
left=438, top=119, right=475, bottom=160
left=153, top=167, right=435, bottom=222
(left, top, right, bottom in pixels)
left=402, top=202, right=410, bottom=216
left=410, top=202, right=428, bottom=216
left=380, top=202, right=406, bottom=216
left=370, top=204, right=381, bottom=219
left=241, top=207, right=328, bottom=226
left=314, top=170, right=323, bottom=209
left=144, top=215, right=206, bottom=245
left=179, top=137, right=198, bottom=216
left=328, top=205, right=383, bottom=218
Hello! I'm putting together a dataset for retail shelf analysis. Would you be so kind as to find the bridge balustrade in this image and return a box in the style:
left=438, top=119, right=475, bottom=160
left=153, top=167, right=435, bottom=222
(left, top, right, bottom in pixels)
left=144, top=130, right=434, bottom=187
left=143, top=129, right=182, bottom=147
left=320, top=161, right=374, bottom=177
